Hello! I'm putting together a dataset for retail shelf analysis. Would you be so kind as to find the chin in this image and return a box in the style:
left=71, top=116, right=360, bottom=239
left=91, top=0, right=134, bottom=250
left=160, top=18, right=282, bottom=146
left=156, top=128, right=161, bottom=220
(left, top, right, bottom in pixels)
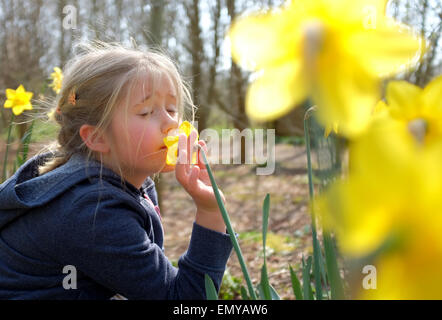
left=160, top=163, right=176, bottom=173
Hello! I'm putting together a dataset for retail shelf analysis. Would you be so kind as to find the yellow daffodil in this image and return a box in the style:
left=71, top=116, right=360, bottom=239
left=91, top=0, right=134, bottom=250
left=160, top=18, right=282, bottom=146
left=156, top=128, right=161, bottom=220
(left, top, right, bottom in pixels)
left=3, top=85, right=33, bottom=116
left=385, top=75, right=442, bottom=147
left=318, top=75, right=442, bottom=298
left=163, top=121, right=199, bottom=165
left=318, top=119, right=442, bottom=298
left=50, top=67, right=63, bottom=94
left=359, top=215, right=442, bottom=299
left=229, top=0, right=423, bottom=137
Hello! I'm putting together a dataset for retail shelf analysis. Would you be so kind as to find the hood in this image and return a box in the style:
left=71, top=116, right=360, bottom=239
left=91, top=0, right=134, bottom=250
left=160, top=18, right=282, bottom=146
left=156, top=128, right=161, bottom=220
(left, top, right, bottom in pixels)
left=0, top=151, right=155, bottom=230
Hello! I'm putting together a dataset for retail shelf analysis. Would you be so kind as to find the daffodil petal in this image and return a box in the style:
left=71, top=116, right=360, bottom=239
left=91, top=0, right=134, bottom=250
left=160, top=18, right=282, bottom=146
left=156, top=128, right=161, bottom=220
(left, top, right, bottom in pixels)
left=326, top=0, right=388, bottom=25
left=4, top=100, right=13, bottom=108
left=5, top=89, right=15, bottom=100
left=349, top=19, right=423, bottom=77
left=229, top=9, right=301, bottom=70
left=164, top=136, right=179, bottom=147
left=318, top=180, right=394, bottom=257
left=179, top=121, right=195, bottom=137
left=12, top=106, right=24, bottom=116
left=386, top=80, right=422, bottom=120
left=314, top=60, right=378, bottom=137
left=166, top=143, right=178, bottom=165
left=422, top=74, right=442, bottom=112
left=245, top=61, right=308, bottom=122
left=22, top=103, right=33, bottom=111
left=16, top=85, right=25, bottom=93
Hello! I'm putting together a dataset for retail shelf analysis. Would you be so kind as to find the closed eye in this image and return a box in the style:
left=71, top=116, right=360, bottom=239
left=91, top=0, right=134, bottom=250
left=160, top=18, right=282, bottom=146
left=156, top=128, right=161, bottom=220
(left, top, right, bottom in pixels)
left=167, top=104, right=178, bottom=115
left=138, top=106, right=153, bottom=117
left=140, top=111, right=153, bottom=116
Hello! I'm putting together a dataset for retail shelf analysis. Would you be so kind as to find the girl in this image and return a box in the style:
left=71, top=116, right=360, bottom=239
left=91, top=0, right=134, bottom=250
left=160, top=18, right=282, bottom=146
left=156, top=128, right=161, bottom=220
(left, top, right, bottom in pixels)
left=0, top=41, right=233, bottom=299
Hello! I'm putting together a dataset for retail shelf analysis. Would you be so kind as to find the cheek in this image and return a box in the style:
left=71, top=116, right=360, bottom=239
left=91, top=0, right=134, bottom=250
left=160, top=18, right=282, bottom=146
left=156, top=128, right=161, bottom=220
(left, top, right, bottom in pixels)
left=128, top=124, right=159, bottom=156
left=111, top=120, right=145, bottom=154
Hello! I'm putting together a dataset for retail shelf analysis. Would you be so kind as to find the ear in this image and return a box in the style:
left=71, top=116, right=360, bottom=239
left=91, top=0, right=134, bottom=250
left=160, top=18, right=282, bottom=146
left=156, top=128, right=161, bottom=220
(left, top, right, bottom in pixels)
left=79, top=124, right=110, bottom=154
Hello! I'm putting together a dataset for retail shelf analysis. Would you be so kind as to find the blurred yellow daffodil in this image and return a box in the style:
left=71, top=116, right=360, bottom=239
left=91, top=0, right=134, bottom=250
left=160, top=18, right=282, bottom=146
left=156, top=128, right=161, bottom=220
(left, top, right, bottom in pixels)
left=359, top=213, right=442, bottom=299
left=386, top=74, right=442, bottom=146
left=3, top=85, right=33, bottom=116
left=319, top=118, right=442, bottom=298
left=317, top=75, right=442, bottom=298
left=50, top=67, right=63, bottom=94
left=163, top=121, right=199, bottom=165
left=229, top=0, right=423, bottom=137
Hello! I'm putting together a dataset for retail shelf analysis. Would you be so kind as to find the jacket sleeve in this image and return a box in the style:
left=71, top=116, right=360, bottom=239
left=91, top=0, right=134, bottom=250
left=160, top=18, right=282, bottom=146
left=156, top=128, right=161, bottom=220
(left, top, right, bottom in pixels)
left=53, top=189, right=233, bottom=300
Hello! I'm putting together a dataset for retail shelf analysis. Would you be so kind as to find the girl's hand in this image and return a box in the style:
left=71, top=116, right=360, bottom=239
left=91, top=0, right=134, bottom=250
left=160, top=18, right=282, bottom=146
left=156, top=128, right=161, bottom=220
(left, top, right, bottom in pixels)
left=175, top=130, right=226, bottom=233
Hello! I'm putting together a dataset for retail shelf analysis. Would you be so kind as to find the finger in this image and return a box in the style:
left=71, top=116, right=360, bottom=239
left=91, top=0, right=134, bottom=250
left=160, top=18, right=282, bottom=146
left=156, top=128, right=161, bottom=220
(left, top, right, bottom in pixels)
left=188, top=165, right=200, bottom=192
left=197, top=140, right=209, bottom=166
left=188, top=130, right=198, bottom=164
left=176, top=155, right=188, bottom=186
left=177, top=133, right=189, bottom=174
left=196, top=145, right=211, bottom=185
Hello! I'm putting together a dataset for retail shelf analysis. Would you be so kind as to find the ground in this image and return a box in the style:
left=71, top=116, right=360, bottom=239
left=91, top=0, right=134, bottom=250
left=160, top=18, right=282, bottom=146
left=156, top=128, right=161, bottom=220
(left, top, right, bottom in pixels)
left=1, top=136, right=313, bottom=300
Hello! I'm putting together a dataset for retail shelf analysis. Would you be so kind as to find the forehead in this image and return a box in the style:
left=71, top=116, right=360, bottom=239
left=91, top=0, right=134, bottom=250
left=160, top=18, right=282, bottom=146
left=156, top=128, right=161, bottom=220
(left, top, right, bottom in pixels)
left=132, top=71, right=177, bottom=102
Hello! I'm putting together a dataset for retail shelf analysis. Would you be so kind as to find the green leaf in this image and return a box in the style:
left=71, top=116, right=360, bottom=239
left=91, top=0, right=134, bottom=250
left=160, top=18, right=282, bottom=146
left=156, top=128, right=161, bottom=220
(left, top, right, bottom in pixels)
left=205, top=274, right=218, bottom=300
left=323, top=232, right=345, bottom=299
left=311, top=225, right=323, bottom=300
left=199, top=146, right=257, bottom=300
left=2, top=113, right=15, bottom=182
left=19, top=119, right=34, bottom=164
left=269, top=284, right=281, bottom=300
left=302, top=256, right=314, bottom=300
left=258, top=193, right=272, bottom=300
left=240, top=286, right=250, bottom=300
left=259, top=263, right=271, bottom=300
left=15, top=155, right=23, bottom=166
left=262, top=194, right=270, bottom=256
left=289, top=265, right=303, bottom=300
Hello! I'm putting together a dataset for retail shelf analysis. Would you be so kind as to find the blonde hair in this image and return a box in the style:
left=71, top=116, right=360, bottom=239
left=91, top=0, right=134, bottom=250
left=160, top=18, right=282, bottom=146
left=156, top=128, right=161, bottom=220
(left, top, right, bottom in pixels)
left=38, top=40, right=196, bottom=181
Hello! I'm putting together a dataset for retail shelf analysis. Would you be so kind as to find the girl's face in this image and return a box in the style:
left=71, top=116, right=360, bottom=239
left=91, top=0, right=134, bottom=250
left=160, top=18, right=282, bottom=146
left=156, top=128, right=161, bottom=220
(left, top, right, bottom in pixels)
left=109, top=73, right=180, bottom=187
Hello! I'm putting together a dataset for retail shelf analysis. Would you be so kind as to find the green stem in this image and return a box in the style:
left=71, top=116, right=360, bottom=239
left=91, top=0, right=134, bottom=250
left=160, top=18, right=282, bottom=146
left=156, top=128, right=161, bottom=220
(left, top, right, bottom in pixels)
left=304, top=108, right=345, bottom=300
left=2, top=113, right=15, bottom=182
left=197, top=145, right=258, bottom=300
left=304, top=107, right=323, bottom=300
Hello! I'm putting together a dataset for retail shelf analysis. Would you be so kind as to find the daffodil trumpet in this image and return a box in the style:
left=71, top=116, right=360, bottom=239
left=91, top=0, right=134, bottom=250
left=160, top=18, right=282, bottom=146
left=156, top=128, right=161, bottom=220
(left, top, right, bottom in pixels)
left=163, top=121, right=199, bottom=166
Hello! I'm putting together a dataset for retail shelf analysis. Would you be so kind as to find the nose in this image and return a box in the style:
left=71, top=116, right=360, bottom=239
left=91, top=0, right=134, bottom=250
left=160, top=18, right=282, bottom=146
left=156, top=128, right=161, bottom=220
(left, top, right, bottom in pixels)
left=160, top=108, right=179, bottom=135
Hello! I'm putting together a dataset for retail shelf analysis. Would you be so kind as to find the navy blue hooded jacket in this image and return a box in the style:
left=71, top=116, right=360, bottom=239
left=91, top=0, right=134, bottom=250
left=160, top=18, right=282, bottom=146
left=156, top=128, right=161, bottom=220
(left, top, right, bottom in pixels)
left=0, top=151, right=233, bottom=299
